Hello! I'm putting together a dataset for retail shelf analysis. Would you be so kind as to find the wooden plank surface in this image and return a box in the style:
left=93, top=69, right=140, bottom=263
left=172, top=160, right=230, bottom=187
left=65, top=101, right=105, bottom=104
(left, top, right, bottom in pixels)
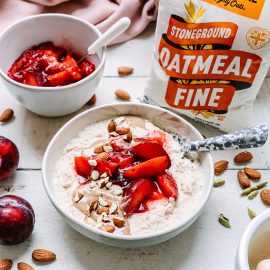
left=1, top=21, right=270, bottom=270
left=0, top=170, right=268, bottom=270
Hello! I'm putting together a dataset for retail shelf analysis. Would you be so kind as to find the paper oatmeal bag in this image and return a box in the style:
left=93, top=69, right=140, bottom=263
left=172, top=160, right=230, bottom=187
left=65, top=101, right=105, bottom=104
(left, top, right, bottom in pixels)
left=145, top=0, right=270, bottom=132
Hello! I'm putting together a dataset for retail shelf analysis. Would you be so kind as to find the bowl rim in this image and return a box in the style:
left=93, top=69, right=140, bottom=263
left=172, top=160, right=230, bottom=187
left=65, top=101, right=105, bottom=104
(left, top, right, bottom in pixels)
left=42, top=103, right=214, bottom=241
left=0, top=13, right=106, bottom=92
left=237, top=209, right=270, bottom=269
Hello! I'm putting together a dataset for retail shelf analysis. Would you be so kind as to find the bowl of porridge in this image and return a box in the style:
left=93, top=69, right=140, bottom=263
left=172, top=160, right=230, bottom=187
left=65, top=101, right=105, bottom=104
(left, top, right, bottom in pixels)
left=42, top=103, right=214, bottom=247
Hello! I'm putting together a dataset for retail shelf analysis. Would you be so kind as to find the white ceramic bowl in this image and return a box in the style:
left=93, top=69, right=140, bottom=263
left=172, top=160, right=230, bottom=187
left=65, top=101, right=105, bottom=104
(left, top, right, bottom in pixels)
left=42, top=103, right=214, bottom=247
left=236, top=209, right=270, bottom=270
left=0, top=14, right=105, bottom=117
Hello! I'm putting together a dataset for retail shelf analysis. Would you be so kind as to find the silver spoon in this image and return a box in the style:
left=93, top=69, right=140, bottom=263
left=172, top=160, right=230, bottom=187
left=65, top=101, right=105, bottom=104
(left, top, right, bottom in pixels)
left=78, top=17, right=131, bottom=64
left=171, top=123, right=269, bottom=152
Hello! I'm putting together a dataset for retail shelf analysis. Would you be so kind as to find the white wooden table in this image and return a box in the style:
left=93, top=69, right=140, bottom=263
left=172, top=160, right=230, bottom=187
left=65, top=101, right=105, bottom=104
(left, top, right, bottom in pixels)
left=0, top=22, right=270, bottom=270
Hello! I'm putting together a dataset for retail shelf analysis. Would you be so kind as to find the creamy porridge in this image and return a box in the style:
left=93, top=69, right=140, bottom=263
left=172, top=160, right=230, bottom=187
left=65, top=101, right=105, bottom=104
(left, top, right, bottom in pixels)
left=53, top=116, right=204, bottom=235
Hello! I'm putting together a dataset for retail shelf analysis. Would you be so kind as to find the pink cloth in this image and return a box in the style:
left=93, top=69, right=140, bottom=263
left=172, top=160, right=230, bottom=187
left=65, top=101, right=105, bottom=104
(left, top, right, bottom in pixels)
left=0, top=0, right=157, bottom=44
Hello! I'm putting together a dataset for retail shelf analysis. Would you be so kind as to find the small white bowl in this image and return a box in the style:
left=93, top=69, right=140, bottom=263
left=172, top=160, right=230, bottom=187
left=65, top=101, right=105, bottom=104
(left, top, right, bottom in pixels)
left=236, top=209, right=270, bottom=270
left=42, top=103, right=214, bottom=247
left=0, top=14, right=105, bottom=117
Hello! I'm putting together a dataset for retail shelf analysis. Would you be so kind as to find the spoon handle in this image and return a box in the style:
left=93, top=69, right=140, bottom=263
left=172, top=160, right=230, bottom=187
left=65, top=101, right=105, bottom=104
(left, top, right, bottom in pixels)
left=182, top=124, right=269, bottom=152
left=87, top=17, right=131, bottom=55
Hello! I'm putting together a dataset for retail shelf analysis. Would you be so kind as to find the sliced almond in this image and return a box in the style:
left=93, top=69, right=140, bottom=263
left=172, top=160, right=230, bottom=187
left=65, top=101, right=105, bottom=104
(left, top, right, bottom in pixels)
left=87, top=94, right=96, bottom=106
left=214, top=160, right=229, bottom=175
left=94, top=145, right=104, bottom=154
left=107, top=119, right=116, bottom=133
left=17, top=262, right=34, bottom=270
left=260, top=189, right=270, bottom=206
left=74, top=192, right=83, bottom=202
left=113, top=217, right=125, bottom=228
left=106, top=182, right=113, bottom=189
left=0, top=108, right=14, bottom=123
left=110, top=185, right=123, bottom=196
left=62, top=182, right=72, bottom=188
left=32, top=249, right=56, bottom=262
left=103, top=145, right=113, bottom=153
left=100, top=172, right=108, bottom=178
left=109, top=202, right=118, bottom=214
left=0, top=259, right=13, bottom=270
left=115, top=89, right=131, bottom=101
left=98, top=177, right=109, bottom=188
left=244, top=167, right=261, bottom=180
left=123, top=132, right=133, bottom=142
left=234, top=151, right=253, bottom=164
left=237, top=170, right=251, bottom=189
left=98, top=197, right=109, bottom=207
left=114, top=116, right=126, bottom=125
left=91, top=170, right=99, bottom=181
left=88, top=159, right=97, bottom=166
left=118, top=66, right=134, bottom=76
left=103, top=224, right=115, bottom=233
left=116, top=126, right=130, bottom=135
left=97, top=206, right=109, bottom=215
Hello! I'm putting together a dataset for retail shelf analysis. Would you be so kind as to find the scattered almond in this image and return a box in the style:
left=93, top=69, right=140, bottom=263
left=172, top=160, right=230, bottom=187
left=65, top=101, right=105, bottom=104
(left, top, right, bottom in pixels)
left=237, top=170, right=251, bottom=189
left=96, top=152, right=109, bottom=160
left=123, top=132, right=132, bottom=142
left=115, top=89, right=131, bottom=101
left=115, top=126, right=130, bottom=135
left=32, top=249, right=56, bottom=262
left=17, top=262, right=34, bottom=270
left=118, top=66, right=134, bottom=76
left=87, top=94, right=96, bottom=105
left=244, top=167, right=261, bottom=180
left=94, top=144, right=104, bottom=154
left=107, top=119, right=116, bottom=133
left=260, top=189, right=270, bottom=206
left=97, top=206, right=109, bottom=215
left=234, top=151, right=253, bottom=164
left=0, top=259, right=13, bottom=270
left=113, top=217, right=125, bottom=228
left=0, top=108, right=14, bottom=123
left=214, top=160, right=229, bottom=175
left=103, top=224, right=115, bottom=233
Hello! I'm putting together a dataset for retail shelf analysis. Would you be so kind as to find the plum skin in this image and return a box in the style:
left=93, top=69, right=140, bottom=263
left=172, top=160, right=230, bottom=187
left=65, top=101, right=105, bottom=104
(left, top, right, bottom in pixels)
left=0, top=195, right=35, bottom=245
left=0, top=136, right=19, bottom=181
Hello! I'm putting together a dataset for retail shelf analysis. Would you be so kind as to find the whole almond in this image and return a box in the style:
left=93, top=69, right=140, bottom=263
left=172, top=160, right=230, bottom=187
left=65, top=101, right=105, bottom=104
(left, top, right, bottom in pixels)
left=214, top=160, right=229, bottom=175
left=0, top=108, right=14, bottom=122
left=118, top=66, right=134, bottom=76
left=0, top=259, right=13, bottom=270
left=17, top=262, right=34, bottom=270
left=115, top=89, right=131, bottom=101
left=32, top=249, right=56, bottom=262
left=87, top=94, right=96, bottom=105
left=244, top=167, right=261, bottom=180
left=260, top=189, right=270, bottom=206
left=107, top=119, right=116, bottom=133
left=234, top=151, right=253, bottom=163
left=103, top=224, right=115, bottom=233
left=115, top=126, right=130, bottom=135
left=237, top=170, right=251, bottom=189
